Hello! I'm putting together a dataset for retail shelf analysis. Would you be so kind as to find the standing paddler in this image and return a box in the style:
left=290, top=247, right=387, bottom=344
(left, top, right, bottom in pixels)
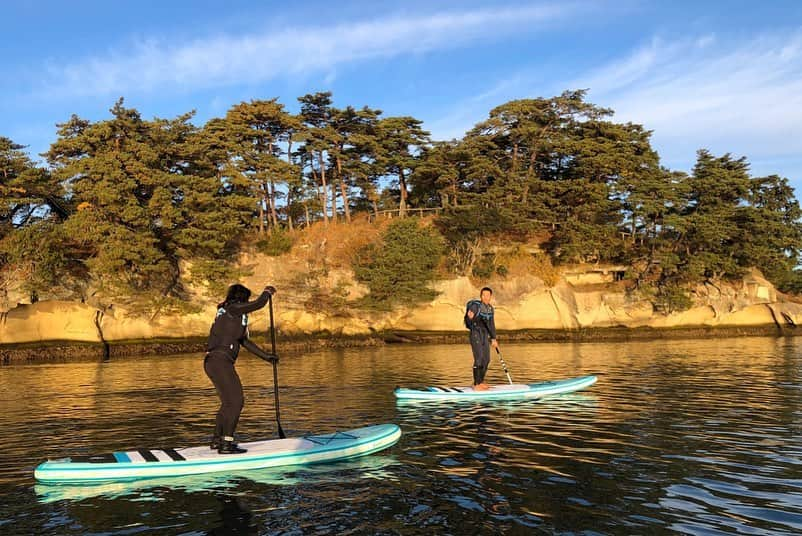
left=205, top=283, right=278, bottom=454
left=464, top=286, right=498, bottom=390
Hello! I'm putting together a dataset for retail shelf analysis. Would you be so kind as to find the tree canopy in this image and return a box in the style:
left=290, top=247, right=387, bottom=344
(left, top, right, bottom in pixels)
left=2, top=90, right=800, bottom=311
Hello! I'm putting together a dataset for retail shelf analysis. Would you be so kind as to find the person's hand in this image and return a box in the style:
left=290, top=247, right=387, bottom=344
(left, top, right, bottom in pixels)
left=491, top=339, right=499, bottom=349
left=263, top=354, right=279, bottom=364
left=264, top=285, right=277, bottom=296
left=467, top=310, right=475, bottom=319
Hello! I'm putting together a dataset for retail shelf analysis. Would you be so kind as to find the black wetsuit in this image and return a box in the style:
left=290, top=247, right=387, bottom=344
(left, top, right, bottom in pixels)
left=205, top=289, right=273, bottom=440
left=467, top=301, right=496, bottom=385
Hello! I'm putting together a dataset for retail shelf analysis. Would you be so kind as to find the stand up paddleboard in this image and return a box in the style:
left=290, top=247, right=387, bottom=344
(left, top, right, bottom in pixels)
left=394, top=375, right=597, bottom=401
left=34, top=424, right=401, bottom=484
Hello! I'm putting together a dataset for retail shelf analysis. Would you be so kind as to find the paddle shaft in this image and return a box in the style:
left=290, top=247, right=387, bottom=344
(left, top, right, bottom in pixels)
left=495, top=347, right=513, bottom=384
left=268, top=295, right=286, bottom=439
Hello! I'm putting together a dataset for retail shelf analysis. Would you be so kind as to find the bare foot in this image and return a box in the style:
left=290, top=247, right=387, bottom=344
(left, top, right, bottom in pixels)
left=474, top=383, right=490, bottom=391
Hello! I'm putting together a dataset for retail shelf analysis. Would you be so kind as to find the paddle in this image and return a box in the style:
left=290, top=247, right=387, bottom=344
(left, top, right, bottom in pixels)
left=495, top=347, right=513, bottom=385
left=268, top=294, right=286, bottom=439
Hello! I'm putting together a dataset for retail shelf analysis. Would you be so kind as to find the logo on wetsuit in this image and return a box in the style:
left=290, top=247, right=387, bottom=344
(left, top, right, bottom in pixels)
left=216, top=307, right=249, bottom=327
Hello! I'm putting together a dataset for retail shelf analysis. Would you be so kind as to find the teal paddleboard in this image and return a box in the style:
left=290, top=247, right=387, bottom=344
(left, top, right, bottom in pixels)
left=394, top=375, right=598, bottom=401
left=34, top=424, right=401, bottom=484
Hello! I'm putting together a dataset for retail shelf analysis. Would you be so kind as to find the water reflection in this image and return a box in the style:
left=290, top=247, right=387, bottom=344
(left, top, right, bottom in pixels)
left=1, top=336, right=801, bottom=534
left=35, top=456, right=400, bottom=503
left=206, top=494, right=257, bottom=536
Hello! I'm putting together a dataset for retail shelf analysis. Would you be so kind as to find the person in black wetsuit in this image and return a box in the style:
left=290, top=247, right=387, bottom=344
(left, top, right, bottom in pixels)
left=465, top=287, right=498, bottom=391
left=205, top=283, right=278, bottom=454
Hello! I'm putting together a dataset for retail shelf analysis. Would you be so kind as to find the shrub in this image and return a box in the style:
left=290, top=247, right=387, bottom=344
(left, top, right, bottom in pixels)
left=471, top=254, right=495, bottom=279
left=654, top=283, right=693, bottom=314
left=353, top=218, right=445, bottom=307
left=255, top=229, right=293, bottom=256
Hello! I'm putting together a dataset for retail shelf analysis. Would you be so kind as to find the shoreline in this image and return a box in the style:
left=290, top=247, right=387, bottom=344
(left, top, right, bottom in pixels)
left=1, top=323, right=797, bottom=364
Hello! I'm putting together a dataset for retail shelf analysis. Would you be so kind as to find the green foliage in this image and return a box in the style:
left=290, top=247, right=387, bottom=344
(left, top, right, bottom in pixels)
left=654, top=283, right=694, bottom=314
left=0, top=221, right=86, bottom=298
left=436, top=205, right=508, bottom=244
left=40, top=99, right=252, bottom=308
left=471, top=254, right=495, bottom=279
left=1, top=137, right=65, bottom=244
left=223, top=98, right=301, bottom=231
left=3, top=89, right=802, bottom=319
left=255, top=229, right=294, bottom=256
left=547, top=219, right=627, bottom=264
left=353, top=219, right=445, bottom=307
left=775, top=269, right=802, bottom=294
left=376, top=116, right=430, bottom=214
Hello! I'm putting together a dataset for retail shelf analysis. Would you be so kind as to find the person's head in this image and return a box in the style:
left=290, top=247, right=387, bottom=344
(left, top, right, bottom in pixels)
left=220, top=284, right=252, bottom=308
left=480, top=286, right=493, bottom=304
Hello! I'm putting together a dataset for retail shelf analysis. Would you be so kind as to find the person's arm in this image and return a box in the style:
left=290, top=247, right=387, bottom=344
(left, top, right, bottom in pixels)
left=466, top=301, right=480, bottom=323
left=241, top=338, right=278, bottom=363
left=225, top=286, right=276, bottom=315
left=489, top=308, right=498, bottom=344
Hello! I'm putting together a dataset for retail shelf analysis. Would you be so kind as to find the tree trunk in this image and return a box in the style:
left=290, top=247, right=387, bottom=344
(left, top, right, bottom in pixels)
left=94, top=310, right=110, bottom=361
left=398, top=169, right=408, bottom=216
left=318, top=151, right=329, bottom=224
left=336, top=157, right=351, bottom=222
left=287, top=138, right=294, bottom=231
left=330, top=181, right=338, bottom=223
left=286, top=190, right=294, bottom=231
left=631, top=214, right=637, bottom=244
left=269, top=179, right=279, bottom=228
left=339, top=180, right=351, bottom=222
left=258, top=185, right=266, bottom=234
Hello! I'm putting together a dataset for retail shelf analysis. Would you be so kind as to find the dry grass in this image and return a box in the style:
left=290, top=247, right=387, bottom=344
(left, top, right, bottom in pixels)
left=468, top=239, right=561, bottom=288
left=291, top=214, right=389, bottom=269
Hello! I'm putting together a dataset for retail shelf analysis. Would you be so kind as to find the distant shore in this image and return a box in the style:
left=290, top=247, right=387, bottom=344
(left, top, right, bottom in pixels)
left=1, top=324, right=796, bottom=364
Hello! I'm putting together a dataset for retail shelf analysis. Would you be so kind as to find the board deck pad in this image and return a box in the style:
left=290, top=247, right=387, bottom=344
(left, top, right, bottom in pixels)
left=34, top=424, right=401, bottom=483
left=394, top=375, right=598, bottom=401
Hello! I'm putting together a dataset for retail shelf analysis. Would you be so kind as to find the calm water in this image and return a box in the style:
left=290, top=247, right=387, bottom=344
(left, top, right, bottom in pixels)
left=1, top=336, right=801, bottom=535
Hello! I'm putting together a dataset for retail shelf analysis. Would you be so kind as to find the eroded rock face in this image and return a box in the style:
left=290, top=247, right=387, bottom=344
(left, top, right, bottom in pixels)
left=0, top=301, right=102, bottom=343
left=0, top=268, right=795, bottom=345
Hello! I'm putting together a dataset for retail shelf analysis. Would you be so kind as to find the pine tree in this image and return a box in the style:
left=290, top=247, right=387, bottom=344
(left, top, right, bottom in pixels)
left=223, top=99, right=300, bottom=233
left=298, top=92, right=340, bottom=224
left=330, top=105, right=383, bottom=222
left=1, top=137, right=75, bottom=300
left=376, top=116, right=430, bottom=216
left=44, top=99, right=251, bottom=309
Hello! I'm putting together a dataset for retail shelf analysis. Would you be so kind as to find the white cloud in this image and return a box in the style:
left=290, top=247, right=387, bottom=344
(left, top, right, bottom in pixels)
left=35, top=4, right=583, bottom=99
left=426, top=28, right=802, bottom=186
left=575, top=29, right=802, bottom=173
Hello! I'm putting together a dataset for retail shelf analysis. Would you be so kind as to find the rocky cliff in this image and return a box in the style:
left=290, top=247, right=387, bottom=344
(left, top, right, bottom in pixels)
left=2, top=255, right=801, bottom=345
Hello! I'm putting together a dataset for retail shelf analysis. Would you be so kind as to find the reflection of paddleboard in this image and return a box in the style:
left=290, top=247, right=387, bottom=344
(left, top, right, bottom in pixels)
left=394, top=375, right=598, bottom=401
left=35, top=424, right=401, bottom=484
left=35, top=455, right=400, bottom=503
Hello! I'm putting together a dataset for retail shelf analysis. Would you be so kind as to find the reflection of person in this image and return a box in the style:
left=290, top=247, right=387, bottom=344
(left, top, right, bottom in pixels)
left=465, top=287, right=498, bottom=391
left=205, top=284, right=277, bottom=454
left=206, top=494, right=256, bottom=535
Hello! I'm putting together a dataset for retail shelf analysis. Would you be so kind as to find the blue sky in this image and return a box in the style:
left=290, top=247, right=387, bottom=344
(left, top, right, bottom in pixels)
left=3, top=1, right=802, bottom=193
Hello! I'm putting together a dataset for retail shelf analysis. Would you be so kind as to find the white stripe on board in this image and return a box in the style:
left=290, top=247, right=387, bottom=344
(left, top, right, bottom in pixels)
left=127, top=451, right=146, bottom=463
left=153, top=450, right=173, bottom=462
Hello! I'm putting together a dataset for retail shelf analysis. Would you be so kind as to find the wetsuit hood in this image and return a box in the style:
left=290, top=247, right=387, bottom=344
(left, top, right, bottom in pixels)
left=219, top=284, right=252, bottom=308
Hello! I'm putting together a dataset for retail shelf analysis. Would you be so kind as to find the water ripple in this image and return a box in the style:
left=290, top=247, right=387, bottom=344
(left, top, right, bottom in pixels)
left=1, top=337, right=801, bottom=534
